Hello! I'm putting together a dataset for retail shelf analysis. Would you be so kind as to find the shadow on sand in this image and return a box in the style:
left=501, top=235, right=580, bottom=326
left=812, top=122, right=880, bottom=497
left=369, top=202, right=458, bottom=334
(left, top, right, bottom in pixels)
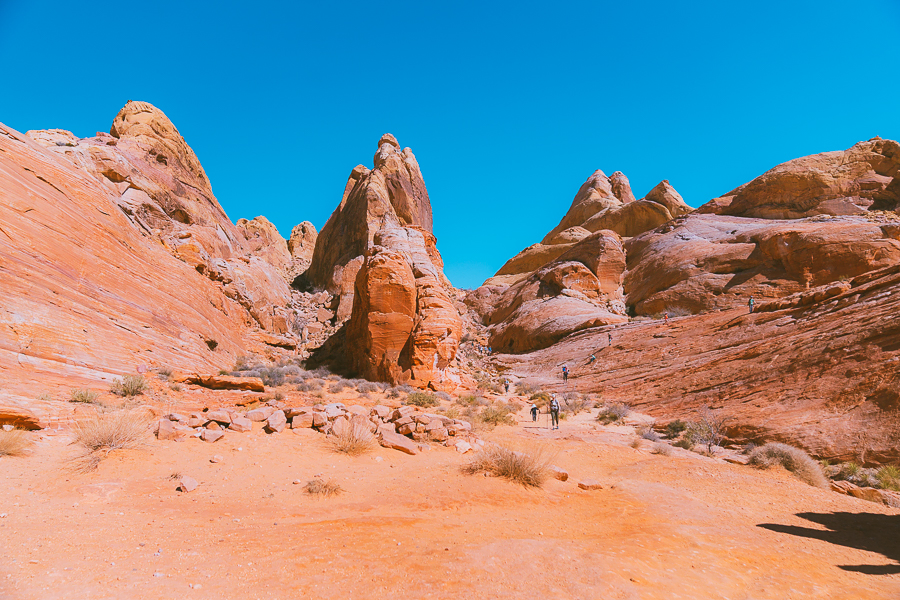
left=758, top=512, right=900, bottom=574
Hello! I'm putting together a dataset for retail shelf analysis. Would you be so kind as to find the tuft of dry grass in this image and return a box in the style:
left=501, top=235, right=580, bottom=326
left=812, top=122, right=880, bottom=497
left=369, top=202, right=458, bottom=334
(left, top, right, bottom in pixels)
left=71, top=409, right=150, bottom=471
left=110, top=374, right=147, bottom=397
left=478, top=404, right=516, bottom=427
left=597, top=403, right=629, bottom=424
left=749, top=442, right=828, bottom=488
left=304, top=478, right=343, bottom=497
left=652, top=443, right=673, bottom=456
left=70, top=388, right=100, bottom=404
left=0, top=429, right=33, bottom=457
left=463, top=445, right=552, bottom=487
left=328, top=423, right=375, bottom=456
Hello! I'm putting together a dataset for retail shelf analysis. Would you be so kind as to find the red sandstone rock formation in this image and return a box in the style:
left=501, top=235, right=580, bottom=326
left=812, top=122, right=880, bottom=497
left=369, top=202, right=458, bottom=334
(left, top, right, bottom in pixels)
left=307, top=136, right=461, bottom=388
left=698, top=138, right=900, bottom=218
left=487, top=170, right=691, bottom=287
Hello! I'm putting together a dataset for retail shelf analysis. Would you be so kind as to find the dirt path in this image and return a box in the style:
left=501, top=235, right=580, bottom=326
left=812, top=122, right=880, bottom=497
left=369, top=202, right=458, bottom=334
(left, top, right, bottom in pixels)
left=1, top=402, right=898, bottom=599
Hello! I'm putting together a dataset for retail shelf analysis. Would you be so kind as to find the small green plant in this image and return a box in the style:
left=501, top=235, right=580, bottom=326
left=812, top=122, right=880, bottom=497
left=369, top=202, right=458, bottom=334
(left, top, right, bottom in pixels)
left=111, top=374, right=148, bottom=397
left=406, top=391, right=439, bottom=408
left=664, top=420, right=687, bottom=439
left=70, top=388, right=100, bottom=404
left=748, top=442, right=828, bottom=488
left=877, top=465, right=900, bottom=491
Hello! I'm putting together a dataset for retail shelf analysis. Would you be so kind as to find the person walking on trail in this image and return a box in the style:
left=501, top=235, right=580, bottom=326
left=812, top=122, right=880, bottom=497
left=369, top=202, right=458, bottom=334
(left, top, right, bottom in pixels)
left=504, top=379, right=510, bottom=394
left=748, top=295, right=755, bottom=314
left=530, top=402, right=539, bottom=422
left=549, top=395, right=560, bottom=429
left=588, top=353, right=596, bottom=364
left=608, top=331, right=613, bottom=346
left=664, top=312, right=669, bottom=325
left=562, top=364, right=569, bottom=383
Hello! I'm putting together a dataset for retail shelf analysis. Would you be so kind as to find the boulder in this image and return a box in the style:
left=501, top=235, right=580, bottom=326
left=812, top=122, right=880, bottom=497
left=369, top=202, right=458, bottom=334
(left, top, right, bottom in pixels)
left=201, top=429, right=224, bottom=443
left=174, top=374, right=265, bottom=392
left=265, top=410, right=287, bottom=433
left=229, top=416, right=252, bottom=433
left=205, top=409, right=232, bottom=424
left=246, top=406, right=276, bottom=422
left=379, top=431, right=420, bottom=455
left=291, top=414, right=314, bottom=429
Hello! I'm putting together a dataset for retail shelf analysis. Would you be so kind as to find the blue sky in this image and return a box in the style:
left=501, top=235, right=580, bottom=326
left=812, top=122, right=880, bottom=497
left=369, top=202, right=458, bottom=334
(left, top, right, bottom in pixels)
left=2, top=1, right=898, bottom=288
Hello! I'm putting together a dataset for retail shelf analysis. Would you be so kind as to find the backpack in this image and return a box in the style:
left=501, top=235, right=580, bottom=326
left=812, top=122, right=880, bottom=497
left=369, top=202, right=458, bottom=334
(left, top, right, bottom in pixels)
left=550, top=399, right=559, bottom=411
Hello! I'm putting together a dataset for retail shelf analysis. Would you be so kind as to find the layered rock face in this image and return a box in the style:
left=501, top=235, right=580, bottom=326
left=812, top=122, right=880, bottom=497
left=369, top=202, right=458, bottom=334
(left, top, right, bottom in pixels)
left=698, top=138, right=900, bottom=218
left=471, top=231, right=629, bottom=353
left=308, top=135, right=461, bottom=388
left=26, top=101, right=297, bottom=333
left=487, top=171, right=691, bottom=287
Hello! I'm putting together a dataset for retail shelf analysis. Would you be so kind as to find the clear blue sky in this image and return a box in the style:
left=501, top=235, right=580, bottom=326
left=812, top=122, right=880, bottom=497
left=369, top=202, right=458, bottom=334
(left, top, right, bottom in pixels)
left=2, top=1, right=898, bottom=289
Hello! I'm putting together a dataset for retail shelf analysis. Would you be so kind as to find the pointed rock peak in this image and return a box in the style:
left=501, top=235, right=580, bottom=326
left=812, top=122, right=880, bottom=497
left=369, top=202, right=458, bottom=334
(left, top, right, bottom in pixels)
left=379, top=133, right=401, bottom=149
left=110, top=101, right=178, bottom=139
left=643, top=180, right=692, bottom=217
left=609, top=171, right=636, bottom=204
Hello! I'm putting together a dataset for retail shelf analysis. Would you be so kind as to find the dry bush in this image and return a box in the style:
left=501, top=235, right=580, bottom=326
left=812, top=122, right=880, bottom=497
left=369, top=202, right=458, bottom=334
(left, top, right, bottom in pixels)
left=597, top=403, right=629, bottom=424
left=71, top=409, right=149, bottom=470
left=435, top=391, right=452, bottom=402
left=664, top=306, right=693, bottom=317
left=748, top=442, right=828, bottom=488
left=516, top=381, right=538, bottom=396
left=463, top=445, right=552, bottom=487
left=406, top=391, right=439, bottom=407
left=664, top=420, right=688, bottom=439
left=328, top=380, right=348, bottom=394
left=686, top=407, right=727, bottom=454
left=357, top=381, right=380, bottom=394
left=652, top=443, right=673, bottom=456
left=478, top=404, right=515, bottom=427
left=157, top=366, right=173, bottom=381
left=673, top=437, right=694, bottom=450
left=877, top=465, right=900, bottom=491
left=0, top=429, right=33, bottom=457
left=529, top=392, right=551, bottom=408
left=70, top=388, right=100, bottom=404
left=630, top=437, right=643, bottom=449
left=328, top=423, right=375, bottom=456
left=303, top=478, right=343, bottom=497
left=110, top=374, right=147, bottom=397
left=562, top=393, right=591, bottom=415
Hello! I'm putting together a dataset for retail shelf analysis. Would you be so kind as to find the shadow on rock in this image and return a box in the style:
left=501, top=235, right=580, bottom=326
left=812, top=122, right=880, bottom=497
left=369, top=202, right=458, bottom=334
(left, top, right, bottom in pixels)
left=758, top=512, right=900, bottom=575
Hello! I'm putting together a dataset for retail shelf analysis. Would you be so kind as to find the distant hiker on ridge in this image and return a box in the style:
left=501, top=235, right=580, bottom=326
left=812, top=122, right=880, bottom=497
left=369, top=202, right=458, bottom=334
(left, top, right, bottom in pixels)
left=748, top=295, right=755, bottom=314
left=608, top=331, right=613, bottom=346
left=562, top=364, right=569, bottom=383
left=664, top=312, right=669, bottom=325
left=588, top=353, right=596, bottom=364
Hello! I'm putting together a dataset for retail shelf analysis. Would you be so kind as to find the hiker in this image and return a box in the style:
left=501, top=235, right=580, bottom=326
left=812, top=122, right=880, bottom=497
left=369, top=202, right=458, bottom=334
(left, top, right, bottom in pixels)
left=664, top=311, right=669, bottom=325
left=748, top=295, right=755, bottom=314
left=530, top=402, right=539, bottom=422
left=549, top=395, right=560, bottom=429
left=504, top=379, right=510, bottom=393
left=562, top=364, right=568, bottom=383
left=588, top=353, right=596, bottom=364
left=488, top=346, right=492, bottom=355
left=608, top=331, right=612, bottom=346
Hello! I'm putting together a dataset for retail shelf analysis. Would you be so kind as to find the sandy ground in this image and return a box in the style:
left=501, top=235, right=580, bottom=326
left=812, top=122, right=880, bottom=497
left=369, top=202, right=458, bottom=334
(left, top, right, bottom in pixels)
left=1, top=400, right=898, bottom=600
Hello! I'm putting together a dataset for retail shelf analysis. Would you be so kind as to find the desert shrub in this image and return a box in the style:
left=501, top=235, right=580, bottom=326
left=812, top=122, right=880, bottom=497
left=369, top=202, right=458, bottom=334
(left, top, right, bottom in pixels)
left=296, top=379, right=323, bottom=392
left=70, top=388, right=100, bottom=404
left=328, top=380, right=348, bottom=394
left=274, top=392, right=285, bottom=402
left=877, top=465, right=900, bottom=491
left=652, top=443, right=673, bottom=456
left=639, top=426, right=661, bottom=442
left=562, top=393, right=591, bottom=415
left=743, top=442, right=758, bottom=455
left=169, top=383, right=182, bottom=392
left=328, top=423, right=375, bottom=456
left=406, top=391, right=438, bottom=408
left=37, top=392, right=52, bottom=402
left=111, top=374, right=147, bottom=397
left=664, top=306, right=693, bottom=317
left=748, top=443, right=828, bottom=488
left=664, top=420, right=687, bottom=439
left=327, top=374, right=342, bottom=381
left=0, top=429, right=32, bottom=457
left=685, top=407, right=727, bottom=454
left=443, top=406, right=461, bottom=419
left=529, top=392, right=551, bottom=408
left=673, top=438, right=693, bottom=450
left=478, top=404, right=515, bottom=427
left=157, top=366, right=173, bottom=381
left=357, top=381, right=380, bottom=394
left=463, top=445, right=551, bottom=487
left=516, top=381, right=538, bottom=396
left=597, top=403, right=629, bottom=424
left=456, top=395, right=480, bottom=406
left=630, top=437, right=643, bottom=449
left=303, top=478, right=343, bottom=497
left=435, top=391, right=452, bottom=402
left=386, top=387, right=401, bottom=399
left=830, top=463, right=878, bottom=488
left=72, top=409, right=149, bottom=470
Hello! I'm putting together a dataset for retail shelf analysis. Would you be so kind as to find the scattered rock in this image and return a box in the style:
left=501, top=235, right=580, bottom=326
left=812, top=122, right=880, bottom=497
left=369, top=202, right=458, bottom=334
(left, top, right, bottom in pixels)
left=549, top=466, right=569, bottom=481
left=265, top=410, right=287, bottom=434
left=379, top=431, right=420, bottom=455
left=578, top=479, right=603, bottom=491
left=177, top=476, right=198, bottom=493
left=229, top=416, right=252, bottom=433
left=200, top=429, right=224, bottom=443
left=210, top=455, right=223, bottom=464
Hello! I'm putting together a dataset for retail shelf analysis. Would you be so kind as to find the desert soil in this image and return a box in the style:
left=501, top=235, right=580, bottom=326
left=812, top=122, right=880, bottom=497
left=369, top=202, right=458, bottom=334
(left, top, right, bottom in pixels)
left=1, top=401, right=898, bottom=600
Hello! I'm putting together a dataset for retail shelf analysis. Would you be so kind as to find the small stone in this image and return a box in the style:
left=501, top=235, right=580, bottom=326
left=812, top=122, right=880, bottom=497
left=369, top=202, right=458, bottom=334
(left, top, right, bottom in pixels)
left=455, top=441, right=473, bottom=454
left=205, top=421, right=222, bottom=430
left=312, top=412, right=328, bottom=428
left=578, top=479, right=603, bottom=491
left=2, top=424, right=14, bottom=432
left=210, top=455, right=223, bottom=464
left=331, top=416, right=350, bottom=437
left=549, top=466, right=569, bottom=481
left=371, top=405, right=392, bottom=419
left=374, top=456, right=384, bottom=463
left=229, top=416, right=252, bottom=433
left=265, top=410, right=287, bottom=433
left=316, top=307, right=334, bottom=322
left=428, top=427, right=448, bottom=442
left=201, top=429, right=224, bottom=443
left=177, top=476, right=199, bottom=493
left=293, top=479, right=303, bottom=485
left=397, top=423, right=415, bottom=436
